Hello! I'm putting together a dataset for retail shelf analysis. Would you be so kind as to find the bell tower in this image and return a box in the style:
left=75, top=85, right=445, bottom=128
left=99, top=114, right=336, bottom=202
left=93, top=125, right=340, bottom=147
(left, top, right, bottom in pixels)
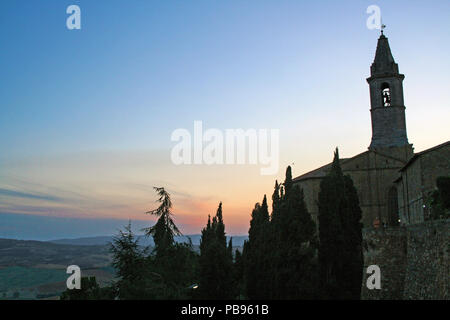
left=367, top=31, right=412, bottom=153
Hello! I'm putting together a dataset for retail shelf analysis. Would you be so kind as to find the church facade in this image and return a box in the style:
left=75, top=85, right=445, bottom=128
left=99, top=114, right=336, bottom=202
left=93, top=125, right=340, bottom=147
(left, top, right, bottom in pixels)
left=293, top=33, right=450, bottom=228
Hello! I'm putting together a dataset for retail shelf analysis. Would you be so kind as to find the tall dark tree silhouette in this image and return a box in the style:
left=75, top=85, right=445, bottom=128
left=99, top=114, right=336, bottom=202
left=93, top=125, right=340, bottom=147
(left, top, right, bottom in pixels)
left=244, top=195, right=271, bottom=299
left=272, top=180, right=282, bottom=217
left=270, top=166, right=318, bottom=299
left=110, top=221, right=149, bottom=299
left=233, top=248, right=245, bottom=298
left=244, top=167, right=318, bottom=300
left=198, top=203, right=235, bottom=299
left=318, top=148, right=363, bottom=299
left=144, top=187, right=181, bottom=256
left=142, top=187, right=200, bottom=299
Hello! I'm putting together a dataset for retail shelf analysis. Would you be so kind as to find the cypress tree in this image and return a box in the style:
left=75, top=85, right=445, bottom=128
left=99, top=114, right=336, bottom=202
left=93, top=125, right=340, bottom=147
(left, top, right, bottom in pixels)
left=233, top=249, right=245, bottom=299
left=244, top=167, right=319, bottom=299
left=318, top=148, right=363, bottom=299
left=228, top=236, right=234, bottom=270
left=199, top=203, right=235, bottom=299
left=244, top=196, right=271, bottom=299
left=271, top=166, right=318, bottom=299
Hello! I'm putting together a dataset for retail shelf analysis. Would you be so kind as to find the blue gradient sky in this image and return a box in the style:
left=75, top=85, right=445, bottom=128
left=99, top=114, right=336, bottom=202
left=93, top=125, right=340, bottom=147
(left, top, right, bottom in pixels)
left=1, top=0, right=449, bottom=239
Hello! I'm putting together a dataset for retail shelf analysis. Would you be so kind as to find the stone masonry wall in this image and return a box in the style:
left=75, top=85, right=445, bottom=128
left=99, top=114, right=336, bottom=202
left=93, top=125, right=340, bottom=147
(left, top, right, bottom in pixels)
left=403, top=219, right=449, bottom=299
left=361, top=219, right=449, bottom=299
left=361, top=226, right=407, bottom=299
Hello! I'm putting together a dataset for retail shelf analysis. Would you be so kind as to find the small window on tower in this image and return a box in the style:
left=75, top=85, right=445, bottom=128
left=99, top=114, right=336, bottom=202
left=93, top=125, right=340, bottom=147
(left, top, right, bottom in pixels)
left=381, top=83, right=391, bottom=107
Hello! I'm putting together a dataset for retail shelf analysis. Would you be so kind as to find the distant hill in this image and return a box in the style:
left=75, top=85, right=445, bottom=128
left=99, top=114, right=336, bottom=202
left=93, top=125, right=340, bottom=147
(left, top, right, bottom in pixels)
left=0, top=238, right=115, bottom=300
left=48, top=234, right=248, bottom=247
left=0, top=235, right=247, bottom=300
left=0, top=235, right=248, bottom=269
left=0, top=238, right=111, bottom=269
left=48, top=236, right=120, bottom=246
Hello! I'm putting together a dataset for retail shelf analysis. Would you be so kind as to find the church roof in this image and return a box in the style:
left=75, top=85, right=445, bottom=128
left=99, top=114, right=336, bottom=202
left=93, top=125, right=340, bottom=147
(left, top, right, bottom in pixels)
left=400, top=141, right=450, bottom=172
left=293, top=157, right=351, bottom=182
left=292, top=162, right=336, bottom=181
left=370, top=33, right=400, bottom=76
left=292, top=148, right=406, bottom=182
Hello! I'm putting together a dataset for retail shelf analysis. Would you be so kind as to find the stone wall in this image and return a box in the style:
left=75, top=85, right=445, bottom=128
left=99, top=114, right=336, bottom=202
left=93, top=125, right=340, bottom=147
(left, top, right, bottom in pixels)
left=396, top=142, right=450, bottom=224
left=361, top=226, right=407, bottom=299
left=403, top=220, right=449, bottom=299
left=361, top=219, right=449, bottom=299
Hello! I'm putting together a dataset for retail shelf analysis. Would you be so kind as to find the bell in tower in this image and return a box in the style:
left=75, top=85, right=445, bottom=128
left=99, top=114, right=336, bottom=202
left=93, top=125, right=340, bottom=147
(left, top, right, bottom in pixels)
left=382, top=83, right=391, bottom=107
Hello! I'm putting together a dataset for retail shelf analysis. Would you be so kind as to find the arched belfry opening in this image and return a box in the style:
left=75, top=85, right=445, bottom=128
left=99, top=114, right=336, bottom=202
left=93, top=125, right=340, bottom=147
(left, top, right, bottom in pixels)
left=387, top=186, right=399, bottom=226
left=381, top=82, right=391, bottom=107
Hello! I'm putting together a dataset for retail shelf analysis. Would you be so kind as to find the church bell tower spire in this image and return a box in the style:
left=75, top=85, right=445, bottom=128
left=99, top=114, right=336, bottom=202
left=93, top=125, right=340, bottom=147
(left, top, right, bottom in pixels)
left=367, top=32, right=410, bottom=150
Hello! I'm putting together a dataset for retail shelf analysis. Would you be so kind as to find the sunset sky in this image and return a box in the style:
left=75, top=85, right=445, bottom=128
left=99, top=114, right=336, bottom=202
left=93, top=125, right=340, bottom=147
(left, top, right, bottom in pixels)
left=1, top=0, right=449, bottom=239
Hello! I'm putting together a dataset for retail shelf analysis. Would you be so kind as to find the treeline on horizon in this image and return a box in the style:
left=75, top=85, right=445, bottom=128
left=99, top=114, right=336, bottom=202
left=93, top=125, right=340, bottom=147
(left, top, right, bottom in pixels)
left=60, top=149, right=450, bottom=300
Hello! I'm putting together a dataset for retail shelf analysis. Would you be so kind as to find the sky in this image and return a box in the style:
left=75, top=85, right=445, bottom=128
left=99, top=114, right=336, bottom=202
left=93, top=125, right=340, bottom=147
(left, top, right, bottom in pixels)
left=0, top=0, right=449, bottom=240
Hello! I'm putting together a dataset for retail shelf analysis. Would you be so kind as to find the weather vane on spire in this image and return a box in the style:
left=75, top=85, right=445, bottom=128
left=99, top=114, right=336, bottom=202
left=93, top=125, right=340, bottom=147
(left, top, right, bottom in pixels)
left=381, top=23, right=386, bottom=35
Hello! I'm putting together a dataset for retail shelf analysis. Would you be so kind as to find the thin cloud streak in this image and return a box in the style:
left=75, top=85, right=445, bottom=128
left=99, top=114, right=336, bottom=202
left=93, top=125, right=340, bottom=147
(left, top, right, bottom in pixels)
left=0, top=188, right=63, bottom=202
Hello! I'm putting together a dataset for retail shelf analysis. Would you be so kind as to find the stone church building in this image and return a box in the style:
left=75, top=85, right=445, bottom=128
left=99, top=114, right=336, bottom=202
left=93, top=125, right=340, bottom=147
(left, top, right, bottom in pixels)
left=293, top=33, right=450, bottom=228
